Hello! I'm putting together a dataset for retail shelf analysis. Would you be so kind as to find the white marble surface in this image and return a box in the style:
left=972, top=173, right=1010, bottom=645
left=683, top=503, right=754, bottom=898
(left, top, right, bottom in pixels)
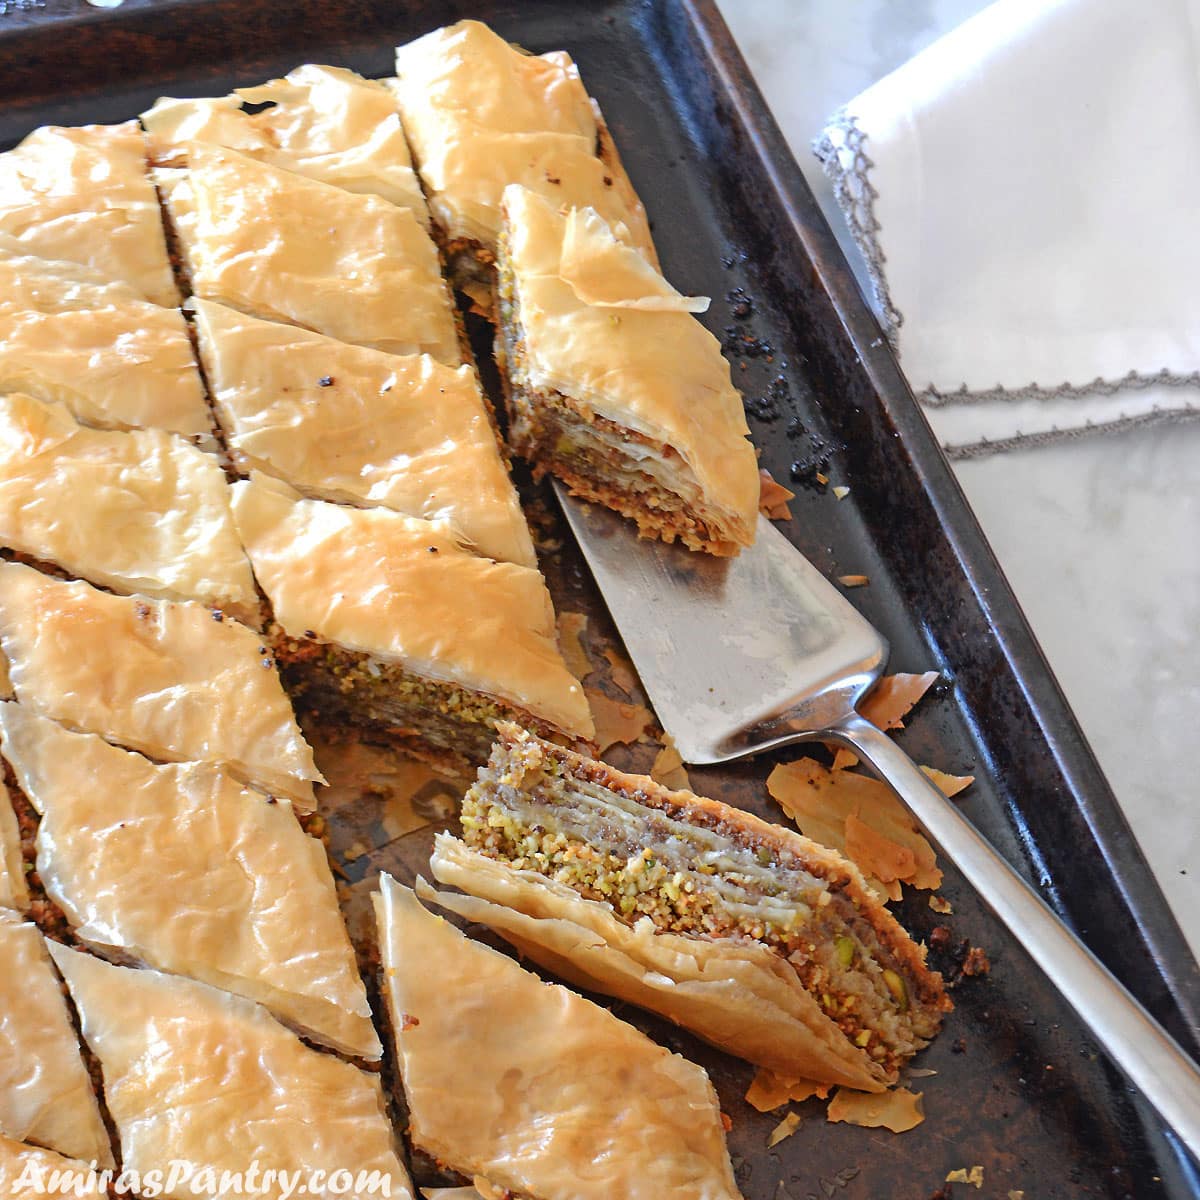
left=716, top=0, right=1200, bottom=960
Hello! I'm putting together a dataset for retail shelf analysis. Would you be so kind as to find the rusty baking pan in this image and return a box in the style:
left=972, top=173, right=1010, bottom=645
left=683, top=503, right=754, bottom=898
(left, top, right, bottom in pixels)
left=1, top=0, right=1196, bottom=1196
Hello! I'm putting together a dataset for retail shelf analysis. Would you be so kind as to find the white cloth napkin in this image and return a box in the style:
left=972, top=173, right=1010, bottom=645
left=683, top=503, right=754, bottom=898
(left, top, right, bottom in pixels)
left=814, top=0, right=1200, bottom=458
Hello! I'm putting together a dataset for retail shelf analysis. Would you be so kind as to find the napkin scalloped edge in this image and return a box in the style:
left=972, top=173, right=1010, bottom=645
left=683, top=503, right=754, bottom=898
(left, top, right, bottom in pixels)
left=812, top=108, right=1200, bottom=457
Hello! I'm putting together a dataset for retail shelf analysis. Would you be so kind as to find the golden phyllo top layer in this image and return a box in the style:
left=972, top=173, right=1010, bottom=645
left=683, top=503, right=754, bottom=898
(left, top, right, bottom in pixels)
left=158, top=142, right=460, bottom=364
left=0, top=123, right=178, bottom=306
left=50, top=945, right=413, bottom=1200
left=231, top=473, right=594, bottom=740
left=142, top=64, right=429, bottom=223
left=0, top=392, right=259, bottom=623
left=503, top=184, right=760, bottom=543
left=391, top=19, right=654, bottom=256
left=0, top=238, right=212, bottom=443
left=192, top=298, right=536, bottom=568
left=0, top=561, right=322, bottom=808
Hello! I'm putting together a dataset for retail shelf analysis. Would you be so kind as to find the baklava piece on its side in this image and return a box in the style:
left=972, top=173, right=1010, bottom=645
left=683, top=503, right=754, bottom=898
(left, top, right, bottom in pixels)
left=391, top=18, right=655, bottom=309
left=497, top=185, right=760, bottom=554
left=231, top=473, right=593, bottom=774
left=428, top=723, right=950, bottom=1092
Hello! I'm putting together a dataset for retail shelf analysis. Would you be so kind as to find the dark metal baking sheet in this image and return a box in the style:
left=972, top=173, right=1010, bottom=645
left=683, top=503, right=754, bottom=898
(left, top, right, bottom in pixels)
left=2, top=1, right=1198, bottom=1196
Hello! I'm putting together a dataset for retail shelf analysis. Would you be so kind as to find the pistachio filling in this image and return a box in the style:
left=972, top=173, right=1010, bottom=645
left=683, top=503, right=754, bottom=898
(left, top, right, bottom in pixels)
left=462, top=748, right=941, bottom=1070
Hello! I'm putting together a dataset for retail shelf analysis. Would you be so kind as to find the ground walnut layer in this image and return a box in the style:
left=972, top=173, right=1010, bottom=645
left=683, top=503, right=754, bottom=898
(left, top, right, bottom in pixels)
left=462, top=728, right=950, bottom=1075
left=494, top=237, right=747, bottom=557
left=271, top=627, right=576, bottom=776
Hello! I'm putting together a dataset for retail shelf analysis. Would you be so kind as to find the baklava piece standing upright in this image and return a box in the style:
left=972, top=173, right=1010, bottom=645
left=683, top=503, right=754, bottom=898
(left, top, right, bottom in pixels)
left=391, top=19, right=655, bottom=308
left=497, top=185, right=760, bottom=554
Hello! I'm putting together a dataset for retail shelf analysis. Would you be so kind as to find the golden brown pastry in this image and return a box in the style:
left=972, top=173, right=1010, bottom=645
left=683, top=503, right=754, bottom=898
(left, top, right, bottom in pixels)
left=0, top=393, right=259, bottom=624
left=0, top=1135, right=104, bottom=1200
left=374, top=874, right=741, bottom=1200
left=0, top=912, right=113, bottom=1166
left=497, top=185, right=759, bottom=554
left=0, top=238, right=212, bottom=444
left=0, top=778, right=26, bottom=912
left=191, top=298, right=536, bottom=567
left=0, top=561, right=322, bottom=809
left=231, top=473, right=593, bottom=774
left=0, top=123, right=178, bottom=306
left=142, top=64, right=428, bottom=221
left=158, top=142, right=460, bottom=364
left=50, top=944, right=412, bottom=1200
left=0, top=704, right=377, bottom=1059
left=391, top=19, right=654, bottom=307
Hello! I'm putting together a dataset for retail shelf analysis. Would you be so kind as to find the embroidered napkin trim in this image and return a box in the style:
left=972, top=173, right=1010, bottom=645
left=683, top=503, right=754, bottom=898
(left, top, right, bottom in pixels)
left=813, top=109, right=1200, bottom=457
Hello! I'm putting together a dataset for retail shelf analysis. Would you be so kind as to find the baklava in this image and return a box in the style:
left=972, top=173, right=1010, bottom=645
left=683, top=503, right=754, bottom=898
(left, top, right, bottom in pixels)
left=0, top=778, right=27, bottom=911
left=374, top=874, right=741, bottom=1200
left=0, top=561, right=322, bottom=808
left=0, top=123, right=178, bottom=306
left=0, top=703, right=377, bottom=1060
left=0, top=1136, right=103, bottom=1200
left=191, top=298, right=536, bottom=568
left=497, top=186, right=760, bottom=554
left=391, top=19, right=654, bottom=308
left=231, top=473, right=593, bottom=772
left=431, top=723, right=950, bottom=1091
left=142, top=64, right=428, bottom=222
left=0, top=238, right=212, bottom=444
left=156, top=142, right=461, bottom=364
left=0, top=392, right=259, bottom=623
left=0, top=912, right=113, bottom=1166
left=50, top=945, right=413, bottom=1200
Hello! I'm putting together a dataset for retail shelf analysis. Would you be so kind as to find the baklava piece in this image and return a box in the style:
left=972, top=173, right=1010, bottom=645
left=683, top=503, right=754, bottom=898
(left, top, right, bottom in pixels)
left=374, top=875, right=741, bottom=1200
left=157, top=142, right=460, bottom=364
left=0, top=561, right=322, bottom=809
left=191, top=298, right=536, bottom=568
left=0, top=704, right=377, bottom=1059
left=497, top=186, right=760, bottom=554
left=0, top=393, right=259, bottom=624
left=231, top=473, right=593, bottom=773
left=0, top=778, right=27, bottom=911
left=142, top=64, right=428, bottom=221
left=430, top=723, right=950, bottom=1092
left=0, top=912, right=114, bottom=1166
left=391, top=19, right=654, bottom=308
left=0, top=239, right=212, bottom=444
left=0, top=1136, right=102, bottom=1200
left=50, top=945, right=413, bottom=1200
left=0, top=122, right=178, bottom=306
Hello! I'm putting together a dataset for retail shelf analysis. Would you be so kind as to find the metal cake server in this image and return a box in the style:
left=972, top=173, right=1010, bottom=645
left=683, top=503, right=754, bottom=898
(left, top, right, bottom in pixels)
left=555, top=485, right=1200, bottom=1159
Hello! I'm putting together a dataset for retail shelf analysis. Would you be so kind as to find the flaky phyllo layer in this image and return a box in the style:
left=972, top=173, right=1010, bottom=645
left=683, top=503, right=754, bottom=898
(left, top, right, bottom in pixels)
left=451, top=724, right=949, bottom=1087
